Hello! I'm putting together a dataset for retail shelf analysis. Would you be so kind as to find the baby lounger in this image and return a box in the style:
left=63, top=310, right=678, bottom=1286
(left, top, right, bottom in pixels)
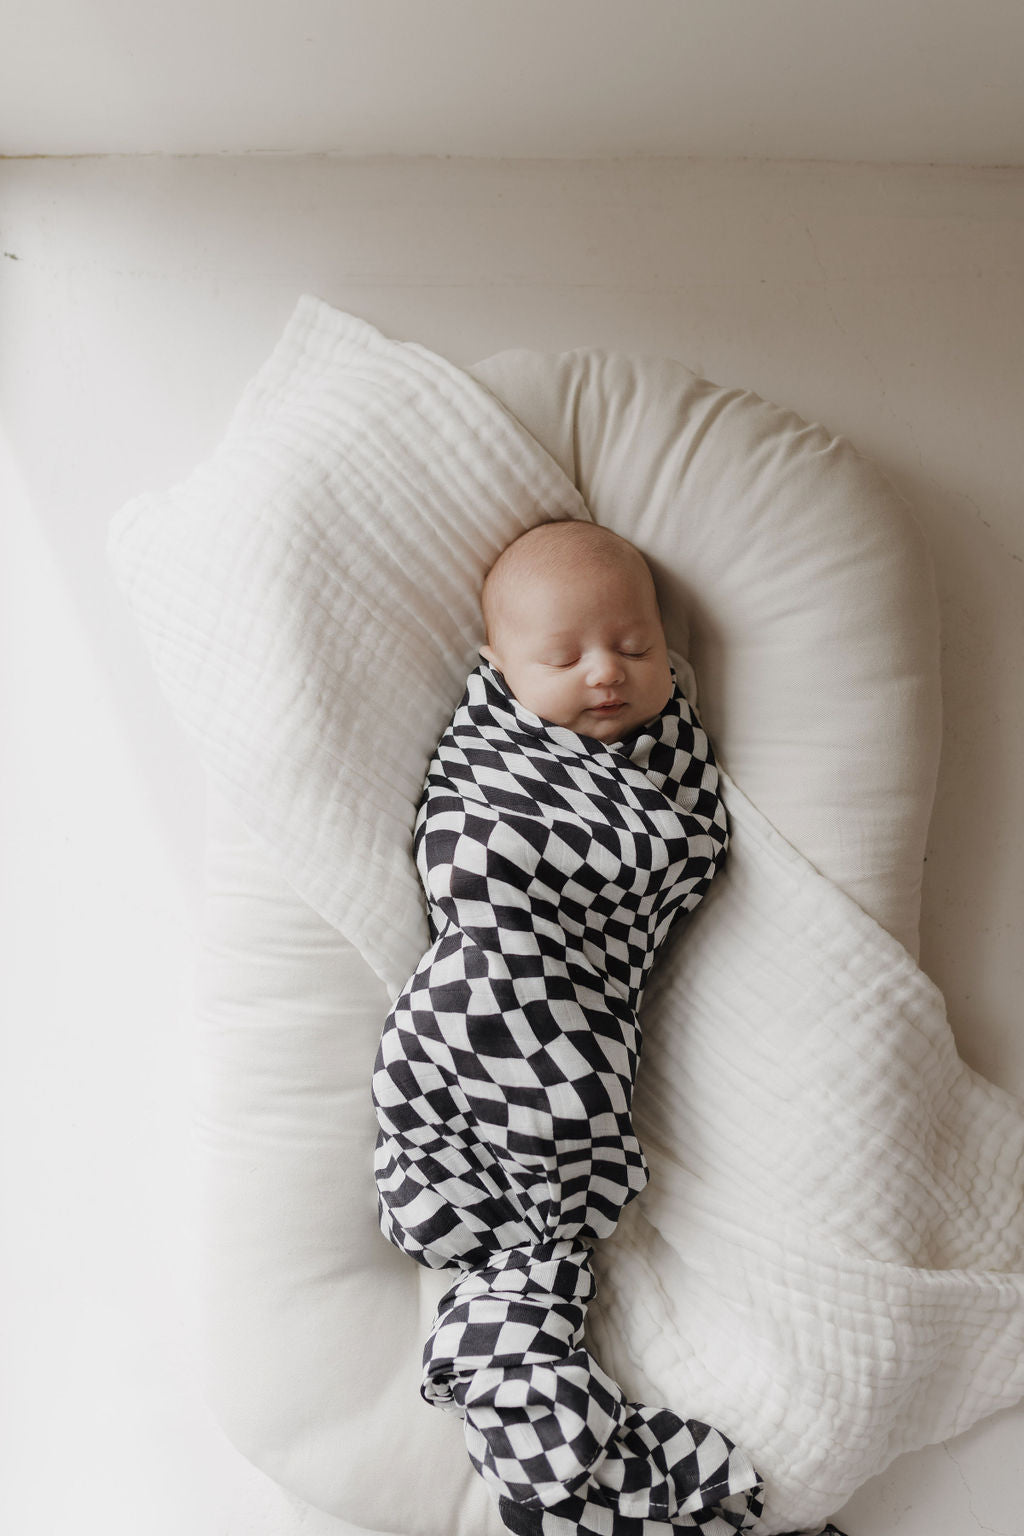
left=108, top=299, right=1024, bottom=1536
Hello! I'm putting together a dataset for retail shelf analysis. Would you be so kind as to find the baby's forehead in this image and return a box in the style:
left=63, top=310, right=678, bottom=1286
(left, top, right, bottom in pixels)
left=493, top=523, right=643, bottom=591
left=483, top=521, right=656, bottom=635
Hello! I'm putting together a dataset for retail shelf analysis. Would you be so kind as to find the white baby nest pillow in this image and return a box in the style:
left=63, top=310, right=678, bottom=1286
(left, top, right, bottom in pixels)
left=109, top=298, right=961, bottom=1535
left=467, top=344, right=942, bottom=956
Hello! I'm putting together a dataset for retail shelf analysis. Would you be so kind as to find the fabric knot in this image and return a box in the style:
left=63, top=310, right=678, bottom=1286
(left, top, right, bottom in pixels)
left=457, top=1352, right=628, bottom=1509
left=422, top=1243, right=593, bottom=1414
left=421, top=1244, right=763, bottom=1530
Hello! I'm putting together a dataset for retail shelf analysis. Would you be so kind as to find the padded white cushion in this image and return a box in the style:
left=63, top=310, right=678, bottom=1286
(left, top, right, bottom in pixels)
left=186, top=328, right=942, bottom=1533
left=198, top=799, right=487, bottom=1531
left=469, top=348, right=941, bottom=959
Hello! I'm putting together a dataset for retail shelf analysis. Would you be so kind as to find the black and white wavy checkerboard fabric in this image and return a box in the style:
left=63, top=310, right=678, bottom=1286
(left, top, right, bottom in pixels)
left=372, top=661, right=762, bottom=1535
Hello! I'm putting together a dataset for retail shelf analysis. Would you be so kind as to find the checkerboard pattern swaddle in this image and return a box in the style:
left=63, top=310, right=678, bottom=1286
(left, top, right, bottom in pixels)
left=373, top=662, right=763, bottom=1534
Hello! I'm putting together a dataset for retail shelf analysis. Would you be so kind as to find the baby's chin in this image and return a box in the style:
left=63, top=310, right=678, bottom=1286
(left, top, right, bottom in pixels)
left=570, top=704, right=654, bottom=742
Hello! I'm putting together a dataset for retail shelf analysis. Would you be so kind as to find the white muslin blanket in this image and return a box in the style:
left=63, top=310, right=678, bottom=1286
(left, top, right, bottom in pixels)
left=109, top=298, right=1024, bottom=1535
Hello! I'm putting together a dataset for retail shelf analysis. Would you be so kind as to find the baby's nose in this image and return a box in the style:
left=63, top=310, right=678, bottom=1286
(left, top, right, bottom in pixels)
left=586, top=650, right=625, bottom=686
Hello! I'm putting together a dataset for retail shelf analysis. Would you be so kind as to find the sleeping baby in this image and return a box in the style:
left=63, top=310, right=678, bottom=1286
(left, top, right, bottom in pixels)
left=372, top=520, right=764, bottom=1536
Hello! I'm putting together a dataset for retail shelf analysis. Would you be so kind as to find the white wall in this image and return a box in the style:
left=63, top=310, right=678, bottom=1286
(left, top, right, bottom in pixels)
left=1, top=155, right=1022, bottom=1536
left=4, top=0, right=1024, bottom=163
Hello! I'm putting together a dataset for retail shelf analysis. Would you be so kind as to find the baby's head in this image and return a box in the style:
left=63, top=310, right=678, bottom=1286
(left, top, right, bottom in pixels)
left=480, top=521, right=673, bottom=742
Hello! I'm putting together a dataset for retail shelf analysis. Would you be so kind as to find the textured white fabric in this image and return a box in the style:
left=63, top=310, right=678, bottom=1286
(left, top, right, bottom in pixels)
left=601, top=770, right=1024, bottom=1531
left=109, top=298, right=1021, bottom=1535
left=110, top=295, right=588, bottom=994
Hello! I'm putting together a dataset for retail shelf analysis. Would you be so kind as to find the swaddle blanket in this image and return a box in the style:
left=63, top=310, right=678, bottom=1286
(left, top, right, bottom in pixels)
left=373, top=661, right=759, bottom=1534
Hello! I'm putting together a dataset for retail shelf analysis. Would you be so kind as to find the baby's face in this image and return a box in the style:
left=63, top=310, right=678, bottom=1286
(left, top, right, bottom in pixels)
left=481, top=560, right=673, bottom=742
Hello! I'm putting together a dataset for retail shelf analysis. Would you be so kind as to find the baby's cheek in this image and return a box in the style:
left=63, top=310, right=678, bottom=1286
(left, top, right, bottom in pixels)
left=532, top=682, right=570, bottom=722
left=517, top=679, right=570, bottom=727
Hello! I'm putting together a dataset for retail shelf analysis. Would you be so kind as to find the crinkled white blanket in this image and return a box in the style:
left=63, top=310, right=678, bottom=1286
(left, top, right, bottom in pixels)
left=109, top=298, right=1024, bottom=1535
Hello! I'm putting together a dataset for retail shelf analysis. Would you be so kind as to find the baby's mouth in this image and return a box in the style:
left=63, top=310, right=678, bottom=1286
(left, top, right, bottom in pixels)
left=590, top=700, right=625, bottom=714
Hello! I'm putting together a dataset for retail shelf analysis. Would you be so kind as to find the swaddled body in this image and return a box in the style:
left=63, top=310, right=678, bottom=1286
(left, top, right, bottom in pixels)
left=373, top=658, right=762, bottom=1534
left=374, top=660, right=727, bottom=1264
